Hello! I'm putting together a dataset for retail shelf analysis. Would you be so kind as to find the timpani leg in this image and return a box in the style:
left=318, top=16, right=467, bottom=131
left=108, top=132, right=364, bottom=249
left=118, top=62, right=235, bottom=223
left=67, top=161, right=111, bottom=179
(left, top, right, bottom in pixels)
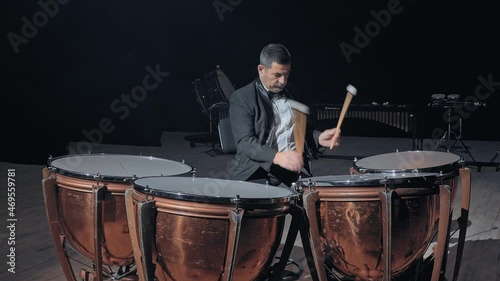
left=137, top=200, right=156, bottom=281
left=42, top=174, right=78, bottom=281
left=92, top=185, right=106, bottom=281
left=431, top=185, right=452, bottom=281
left=125, top=190, right=146, bottom=281
left=221, top=208, right=244, bottom=281
left=452, top=167, right=472, bottom=281
left=379, top=190, right=394, bottom=281
left=303, top=191, right=329, bottom=281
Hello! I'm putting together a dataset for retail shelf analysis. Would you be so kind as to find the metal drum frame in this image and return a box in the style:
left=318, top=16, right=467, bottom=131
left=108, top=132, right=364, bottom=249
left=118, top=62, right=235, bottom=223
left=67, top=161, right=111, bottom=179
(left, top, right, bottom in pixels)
left=351, top=150, right=472, bottom=281
left=296, top=173, right=451, bottom=281
left=41, top=154, right=193, bottom=281
left=125, top=176, right=294, bottom=281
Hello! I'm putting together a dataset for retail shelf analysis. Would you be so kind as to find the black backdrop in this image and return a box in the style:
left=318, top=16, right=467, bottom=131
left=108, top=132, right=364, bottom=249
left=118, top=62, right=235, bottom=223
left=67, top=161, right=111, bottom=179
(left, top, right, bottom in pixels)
left=2, top=0, right=499, bottom=164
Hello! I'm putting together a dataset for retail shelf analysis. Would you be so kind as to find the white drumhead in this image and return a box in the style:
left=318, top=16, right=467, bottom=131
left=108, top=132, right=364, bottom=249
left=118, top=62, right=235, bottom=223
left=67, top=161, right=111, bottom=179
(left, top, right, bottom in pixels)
left=431, top=93, right=446, bottom=100
left=48, top=154, right=193, bottom=181
left=133, top=176, right=294, bottom=203
left=354, top=151, right=461, bottom=173
left=299, top=172, right=439, bottom=187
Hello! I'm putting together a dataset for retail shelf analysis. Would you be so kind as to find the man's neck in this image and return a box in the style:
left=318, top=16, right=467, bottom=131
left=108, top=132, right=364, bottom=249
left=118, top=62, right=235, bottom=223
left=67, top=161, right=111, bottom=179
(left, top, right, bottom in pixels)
left=259, top=77, right=270, bottom=92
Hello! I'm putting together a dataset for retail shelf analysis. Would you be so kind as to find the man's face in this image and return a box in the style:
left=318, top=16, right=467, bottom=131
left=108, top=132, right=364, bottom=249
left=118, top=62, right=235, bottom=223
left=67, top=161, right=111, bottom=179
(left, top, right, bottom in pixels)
left=258, top=62, right=290, bottom=93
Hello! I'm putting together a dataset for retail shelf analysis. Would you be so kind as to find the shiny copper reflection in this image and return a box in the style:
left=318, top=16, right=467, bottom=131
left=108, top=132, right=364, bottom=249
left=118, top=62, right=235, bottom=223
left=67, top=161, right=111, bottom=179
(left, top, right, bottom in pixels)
left=305, top=185, right=437, bottom=280
left=128, top=189, right=289, bottom=281
left=54, top=173, right=134, bottom=266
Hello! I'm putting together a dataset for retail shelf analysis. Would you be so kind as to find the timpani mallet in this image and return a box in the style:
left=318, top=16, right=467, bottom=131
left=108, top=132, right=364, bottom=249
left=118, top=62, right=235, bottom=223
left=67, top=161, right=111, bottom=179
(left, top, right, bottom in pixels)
left=329, top=84, right=358, bottom=149
left=288, top=99, right=310, bottom=156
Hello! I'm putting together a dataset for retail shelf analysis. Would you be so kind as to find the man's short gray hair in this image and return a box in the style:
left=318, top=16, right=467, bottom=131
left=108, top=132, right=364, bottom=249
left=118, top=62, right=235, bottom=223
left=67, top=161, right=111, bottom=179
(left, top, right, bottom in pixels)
left=259, top=43, right=291, bottom=68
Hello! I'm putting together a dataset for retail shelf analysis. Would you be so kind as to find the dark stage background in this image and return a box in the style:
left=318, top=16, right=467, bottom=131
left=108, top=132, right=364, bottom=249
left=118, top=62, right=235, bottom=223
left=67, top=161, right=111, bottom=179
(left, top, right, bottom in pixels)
left=2, top=0, right=499, bottom=164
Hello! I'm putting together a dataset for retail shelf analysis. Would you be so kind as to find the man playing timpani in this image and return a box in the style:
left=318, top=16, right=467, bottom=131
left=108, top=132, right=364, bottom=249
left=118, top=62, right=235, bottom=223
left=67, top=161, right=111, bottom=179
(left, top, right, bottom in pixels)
left=228, top=43, right=341, bottom=187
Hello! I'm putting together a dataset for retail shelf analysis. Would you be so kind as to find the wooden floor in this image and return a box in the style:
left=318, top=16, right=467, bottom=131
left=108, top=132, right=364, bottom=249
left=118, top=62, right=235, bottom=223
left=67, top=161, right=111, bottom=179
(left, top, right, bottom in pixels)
left=1, top=132, right=499, bottom=281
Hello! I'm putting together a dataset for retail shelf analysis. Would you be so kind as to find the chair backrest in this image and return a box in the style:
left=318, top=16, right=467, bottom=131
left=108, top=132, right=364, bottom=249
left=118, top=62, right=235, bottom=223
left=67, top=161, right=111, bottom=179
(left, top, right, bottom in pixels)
left=218, top=118, right=236, bottom=153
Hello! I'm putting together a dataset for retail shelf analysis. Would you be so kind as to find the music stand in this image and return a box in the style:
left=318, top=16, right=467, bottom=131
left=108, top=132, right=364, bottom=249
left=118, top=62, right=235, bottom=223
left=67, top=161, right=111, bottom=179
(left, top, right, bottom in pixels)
left=433, top=102, right=480, bottom=169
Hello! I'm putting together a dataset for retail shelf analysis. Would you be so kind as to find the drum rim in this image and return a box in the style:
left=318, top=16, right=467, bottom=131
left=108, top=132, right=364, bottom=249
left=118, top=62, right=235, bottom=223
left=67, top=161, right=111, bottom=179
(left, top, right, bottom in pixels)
left=47, top=153, right=193, bottom=182
left=353, top=150, right=462, bottom=177
left=298, top=172, right=441, bottom=187
left=132, top=176, right=295, bottom=205
left=431, top=93, right=446, bottom=99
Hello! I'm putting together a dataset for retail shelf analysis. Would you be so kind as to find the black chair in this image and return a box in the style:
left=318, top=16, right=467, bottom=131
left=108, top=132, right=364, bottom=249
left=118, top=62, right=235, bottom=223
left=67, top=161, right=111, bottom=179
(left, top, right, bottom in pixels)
left=217, top=117, right=236, bottom=154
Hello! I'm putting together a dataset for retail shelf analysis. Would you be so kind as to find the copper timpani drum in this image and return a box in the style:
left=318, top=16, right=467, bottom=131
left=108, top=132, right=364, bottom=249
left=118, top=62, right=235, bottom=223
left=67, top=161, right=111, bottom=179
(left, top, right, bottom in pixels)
left=352, top=150, right=463, bottom=213
left=298, top=172, right=451, bottom=281
left=351, top=150, right=472, bottom=280
left=125, top=176, right=295, bottom=281
left=41, top=154, right=193, bottom=281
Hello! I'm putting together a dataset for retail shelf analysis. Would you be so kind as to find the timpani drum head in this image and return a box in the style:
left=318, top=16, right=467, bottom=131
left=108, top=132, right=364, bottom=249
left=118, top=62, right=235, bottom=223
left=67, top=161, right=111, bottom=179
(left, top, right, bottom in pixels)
left=353, top=151, right=462, bottom=178
left=133, top=176, right=294, bottom=204
left=431, top=93, right=446, bottom=100
left=299, top=172, right=440, bottom=188
left=48, top=154, right=193, bottom=181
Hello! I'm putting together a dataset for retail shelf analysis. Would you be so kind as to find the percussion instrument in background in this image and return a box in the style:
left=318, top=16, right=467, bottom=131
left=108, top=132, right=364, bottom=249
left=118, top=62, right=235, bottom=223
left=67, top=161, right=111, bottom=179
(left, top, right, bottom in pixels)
left=288, top=99, right=310, bottom=155
left=429, top=93, right=447, bottom=108
left=446, top=94, right=460, bottom=102
left=428, top=93, right=486, bottom=110
left=351, top=150, right=472, bottom=281
left=125, top=176, right=295, bottom=281
left=297, top=172, right=452, bottom=281
left=41, top=154, right=193, bottom=281
left=431, top=93, right=446, bottom=102
left=193, top=65, right=235, bottom=117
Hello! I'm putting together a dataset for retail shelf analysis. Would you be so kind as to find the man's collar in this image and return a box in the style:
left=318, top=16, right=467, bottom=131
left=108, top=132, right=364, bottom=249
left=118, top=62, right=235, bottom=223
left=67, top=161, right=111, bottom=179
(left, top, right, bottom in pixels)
left=257, top=78, right=286, bottom=100
left=267, top=89, right=286, bottom=100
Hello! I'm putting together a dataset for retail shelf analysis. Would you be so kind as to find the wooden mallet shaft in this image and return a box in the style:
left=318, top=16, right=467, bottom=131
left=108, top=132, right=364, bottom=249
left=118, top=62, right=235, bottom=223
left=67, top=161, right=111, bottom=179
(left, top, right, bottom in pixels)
left=288, top=99, right=310, bottom=156
left=330, top=84, right=358, bottom=149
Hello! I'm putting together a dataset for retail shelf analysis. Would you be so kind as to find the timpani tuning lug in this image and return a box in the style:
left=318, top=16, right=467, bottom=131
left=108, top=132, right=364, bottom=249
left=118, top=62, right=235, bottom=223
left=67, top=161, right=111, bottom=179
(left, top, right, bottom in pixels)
left=144, top=185, right=152, bottom=201
left=306, top=178, right=316, bottom=191
left=230, top=195, right=241, bottom=211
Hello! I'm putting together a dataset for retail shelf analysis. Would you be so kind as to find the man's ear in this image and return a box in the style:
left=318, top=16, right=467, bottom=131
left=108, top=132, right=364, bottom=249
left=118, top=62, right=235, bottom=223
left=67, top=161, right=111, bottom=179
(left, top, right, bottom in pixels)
left=257, top=64, right=264, bottom=76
